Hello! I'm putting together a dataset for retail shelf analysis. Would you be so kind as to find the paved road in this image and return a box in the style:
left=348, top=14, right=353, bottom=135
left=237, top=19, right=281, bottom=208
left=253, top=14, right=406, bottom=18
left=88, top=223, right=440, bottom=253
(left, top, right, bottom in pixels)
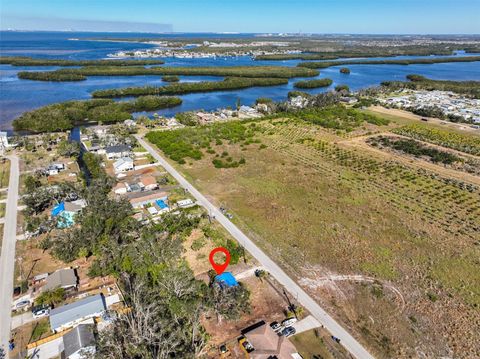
left=136, top=135, right=374, bottom=359
left=0, top=155, right=19, bottom=355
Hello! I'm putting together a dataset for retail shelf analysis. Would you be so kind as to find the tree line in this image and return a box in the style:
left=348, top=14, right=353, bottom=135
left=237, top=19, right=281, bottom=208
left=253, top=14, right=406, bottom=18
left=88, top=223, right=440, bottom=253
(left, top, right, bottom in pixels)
left=92, top=77, right=289, bottom=98
left=297, top=56, right=480, bottom=69
left=381, top=74, right=480, bottom=98
left=0, top=56, right=165, bottom=66
left=12, top=96, right=182, bottom=132
left=17, top=65, right=319, bottom=82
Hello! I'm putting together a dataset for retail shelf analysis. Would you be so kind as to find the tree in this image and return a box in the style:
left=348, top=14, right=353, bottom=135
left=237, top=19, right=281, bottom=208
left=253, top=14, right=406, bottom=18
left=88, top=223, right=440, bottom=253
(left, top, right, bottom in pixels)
left=24, top=175, right=42, bottom=193
left=96, top=275, right=208, bottom=358
left=209, top=282, right=251, bottom=322
left=175, top=112, right=198, bottom=126
left=82, top=152, right=105, bottom=179
left=36, top=287, right=65, bottom=307
left=57, top=140, right=80, bottom=158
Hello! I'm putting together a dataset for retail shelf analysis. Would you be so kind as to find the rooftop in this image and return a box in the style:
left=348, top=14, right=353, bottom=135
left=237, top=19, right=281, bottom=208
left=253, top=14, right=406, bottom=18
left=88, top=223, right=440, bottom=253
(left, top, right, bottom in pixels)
left=128, top=190, right=168, bottom=204
left=49, top=294, right=106, bottom=331
left=63, top=324, right=96, bottom=358
left=243, top=320, right=298, bottom=359
left=43, top=268, right=78, bottom=292
left=105, top=144, right=130, bottom=153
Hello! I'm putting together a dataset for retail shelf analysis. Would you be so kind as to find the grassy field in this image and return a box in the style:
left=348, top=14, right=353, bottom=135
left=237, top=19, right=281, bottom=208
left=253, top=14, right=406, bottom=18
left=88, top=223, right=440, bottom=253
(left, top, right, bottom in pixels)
left=146, top=112, right=480, bottom=358
left=290, top=329, right=349, bottom=359
left=0, top=158, right=10, bottom=188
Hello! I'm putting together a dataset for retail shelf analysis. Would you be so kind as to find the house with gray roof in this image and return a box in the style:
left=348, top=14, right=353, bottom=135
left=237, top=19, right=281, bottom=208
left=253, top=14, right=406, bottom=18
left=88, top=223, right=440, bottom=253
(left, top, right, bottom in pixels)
left=43, top=268, right=78, bottom=292
left=50, top=294, right=106, bottom=332
left=63, top=324, right=96, bottom=359
left=105, top=145, right=131, bottom=160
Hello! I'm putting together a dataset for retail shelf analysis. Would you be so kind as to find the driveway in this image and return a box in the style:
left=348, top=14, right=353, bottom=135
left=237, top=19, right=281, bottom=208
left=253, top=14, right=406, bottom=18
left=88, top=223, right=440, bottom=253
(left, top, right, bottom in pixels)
left=291, top=315, right=321, bottom=335
left=11, top=312, right=35, bottom=330
left=135, top=135, right=374, bottom=359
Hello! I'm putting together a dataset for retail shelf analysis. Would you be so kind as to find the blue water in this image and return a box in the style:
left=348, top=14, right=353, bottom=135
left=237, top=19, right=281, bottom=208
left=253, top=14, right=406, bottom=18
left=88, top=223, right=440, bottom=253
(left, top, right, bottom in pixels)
left=1, top=31, right=480, bottom=130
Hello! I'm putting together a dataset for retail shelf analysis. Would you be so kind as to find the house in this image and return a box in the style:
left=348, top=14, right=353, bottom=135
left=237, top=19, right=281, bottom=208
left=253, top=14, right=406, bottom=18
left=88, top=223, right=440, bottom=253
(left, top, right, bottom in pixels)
left=43, top=268, right=78, bottom=292
left=114, top=157, right=134, bottom=174
left=49, top=294, right=106, bottom=332
left=0, top=131, right=9, bottom=153
left=47, top=163, right=66, bottom=176
left=147, top=206, right=158, bottom=216
left=128, top=183, right=143, bottom=192
left=105, top=145, right=131, bottom=160
left=128, top=191, right=168, bottom=209
left=139, top=175, right=158, bottom=191
left=89, top=125, right=109, bottom=138
left=241, top=320, right=299, bottom=359
left=177, top=199, right=195, bottom=208
left=62, top=324, right=96, bottom=359
left=124, top=119, right=136, bottom=127
left=51, top=199, right=87, bottom=228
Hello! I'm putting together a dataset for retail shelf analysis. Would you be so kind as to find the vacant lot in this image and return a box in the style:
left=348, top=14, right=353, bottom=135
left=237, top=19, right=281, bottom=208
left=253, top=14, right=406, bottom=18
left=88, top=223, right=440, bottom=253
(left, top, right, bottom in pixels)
left=146, top=113, right=479, bottom=358
left=0, top=158, right=10, bottom=188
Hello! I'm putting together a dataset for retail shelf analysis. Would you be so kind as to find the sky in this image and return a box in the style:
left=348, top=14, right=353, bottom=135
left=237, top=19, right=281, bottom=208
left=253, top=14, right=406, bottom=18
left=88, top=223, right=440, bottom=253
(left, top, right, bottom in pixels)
left=1, top=0, right=479, bottom=34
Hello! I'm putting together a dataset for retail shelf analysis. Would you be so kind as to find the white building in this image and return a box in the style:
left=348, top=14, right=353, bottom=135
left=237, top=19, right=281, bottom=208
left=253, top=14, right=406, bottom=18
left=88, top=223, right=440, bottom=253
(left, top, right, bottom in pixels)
left=177, top=199, right=195, bottom=208
left=113, top=157, right=134, bottom=174
left=0, top=131, right=9, bottom=154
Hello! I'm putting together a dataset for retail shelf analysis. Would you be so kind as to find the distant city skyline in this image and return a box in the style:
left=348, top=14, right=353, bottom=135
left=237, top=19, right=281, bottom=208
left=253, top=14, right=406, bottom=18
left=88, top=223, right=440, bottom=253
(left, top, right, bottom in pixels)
left=1, top=0, right=479, bottom=34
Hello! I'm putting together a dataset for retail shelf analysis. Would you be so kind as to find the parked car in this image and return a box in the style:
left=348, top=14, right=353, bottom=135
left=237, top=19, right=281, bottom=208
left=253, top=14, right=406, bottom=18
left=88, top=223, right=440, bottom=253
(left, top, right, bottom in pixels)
left=15, top=300, right=30, bottom=310
left=281, top=326, right=296, bottom=337
left=32, top=304, right=50, bottom=318
left=281, top=317, right=297, bottom=327
left=331, top=335, right=341, bottom=343
left=226, top=213, right=233, bottom=219
left=421, top=118, right=428, bottom=122
left=270, top=321, right=282, bottom=332
left=13, top=287, right=21, bottom=297
left=238, top=337, right=254, bottom=354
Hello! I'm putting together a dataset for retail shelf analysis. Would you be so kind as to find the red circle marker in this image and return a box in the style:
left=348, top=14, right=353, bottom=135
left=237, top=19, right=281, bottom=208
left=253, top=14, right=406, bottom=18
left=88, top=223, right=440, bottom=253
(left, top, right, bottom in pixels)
left=209, top=247, right=231, bottom=275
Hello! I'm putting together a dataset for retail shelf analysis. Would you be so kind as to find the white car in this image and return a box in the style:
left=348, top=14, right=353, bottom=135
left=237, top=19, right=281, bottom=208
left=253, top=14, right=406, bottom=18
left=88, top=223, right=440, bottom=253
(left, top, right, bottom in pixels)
left=281, top=317, right=297, bottom=327
left=32, top=305, right=50, bottom=318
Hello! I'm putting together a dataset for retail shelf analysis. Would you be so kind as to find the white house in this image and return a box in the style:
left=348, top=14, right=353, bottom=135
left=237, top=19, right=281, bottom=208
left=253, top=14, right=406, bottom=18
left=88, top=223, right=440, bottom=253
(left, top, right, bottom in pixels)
left=47, top=163, right=66, bottom=176
left=177, top=199, right=195, bottom=208
left=113, top=157, right=134, bottom=174
left=49, top=294, right=106, bottom=332
left=0, top=131, right=9, bottom=154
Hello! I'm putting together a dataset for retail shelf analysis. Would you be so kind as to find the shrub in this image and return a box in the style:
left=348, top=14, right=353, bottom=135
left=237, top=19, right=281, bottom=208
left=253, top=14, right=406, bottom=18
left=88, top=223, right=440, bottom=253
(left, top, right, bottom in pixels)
left=162, top=75, right=180, bottom=82
left=294, top=78, right=333, bottom=89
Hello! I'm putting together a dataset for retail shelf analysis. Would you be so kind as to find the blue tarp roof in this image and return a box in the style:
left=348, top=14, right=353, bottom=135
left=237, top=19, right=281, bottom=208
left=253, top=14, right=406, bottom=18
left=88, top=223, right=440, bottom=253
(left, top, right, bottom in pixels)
left=156, top=199, right=168, bottom=209
left=215, top=272, right=238, bottom=287
left=51, top=202, right=65, bottom=217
